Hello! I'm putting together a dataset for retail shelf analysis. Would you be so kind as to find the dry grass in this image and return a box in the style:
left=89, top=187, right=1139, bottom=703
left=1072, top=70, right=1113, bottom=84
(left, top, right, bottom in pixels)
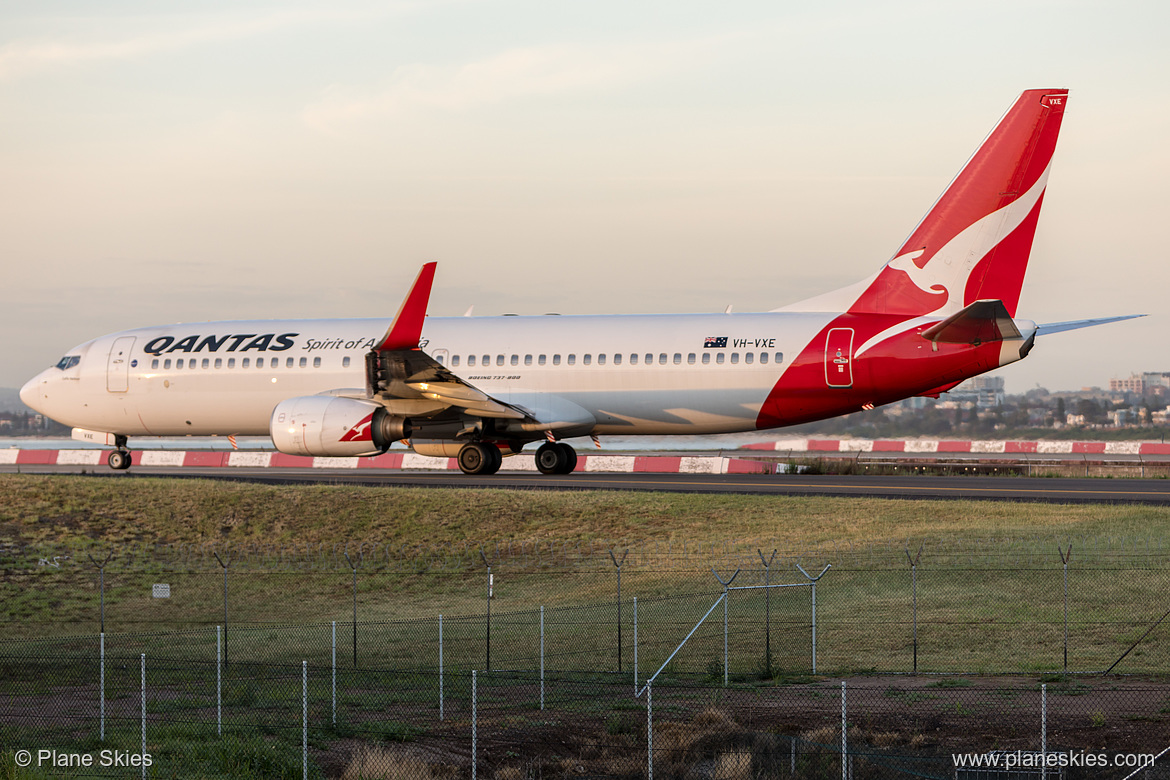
left=341, top=745, right=440, bottom=780
left=3, top=475, right=1169, bottom=554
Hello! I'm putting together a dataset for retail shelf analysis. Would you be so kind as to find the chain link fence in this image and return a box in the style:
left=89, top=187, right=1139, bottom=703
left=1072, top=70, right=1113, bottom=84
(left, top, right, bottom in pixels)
left=3, top=539, right=1170, bottom=776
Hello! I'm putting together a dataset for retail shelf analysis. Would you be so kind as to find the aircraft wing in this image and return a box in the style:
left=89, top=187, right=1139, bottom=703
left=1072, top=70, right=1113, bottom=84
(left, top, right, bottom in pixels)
left=1035, top=314, right=1146, bottom=336
left=363, top=263, right=535, bottom=422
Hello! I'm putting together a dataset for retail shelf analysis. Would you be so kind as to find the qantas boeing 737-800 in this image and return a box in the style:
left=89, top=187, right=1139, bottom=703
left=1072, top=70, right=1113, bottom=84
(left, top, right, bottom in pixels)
left=19, top=89, right=1140, bottom=474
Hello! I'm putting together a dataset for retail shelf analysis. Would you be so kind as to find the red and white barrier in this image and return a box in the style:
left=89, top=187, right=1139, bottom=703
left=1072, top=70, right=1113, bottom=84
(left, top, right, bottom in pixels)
left=2, top=449, right=775, bottom=474
left=742, top=439, right=1170, bottom=456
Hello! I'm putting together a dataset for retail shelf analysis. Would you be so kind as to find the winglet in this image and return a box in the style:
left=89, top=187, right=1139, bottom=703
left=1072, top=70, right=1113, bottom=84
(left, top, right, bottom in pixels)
left=377, top=262, right=437, bottom=352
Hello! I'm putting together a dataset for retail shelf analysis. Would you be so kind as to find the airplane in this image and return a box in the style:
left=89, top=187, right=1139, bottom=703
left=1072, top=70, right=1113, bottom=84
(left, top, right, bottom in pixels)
left=20, top=88, right=1141, bottom=474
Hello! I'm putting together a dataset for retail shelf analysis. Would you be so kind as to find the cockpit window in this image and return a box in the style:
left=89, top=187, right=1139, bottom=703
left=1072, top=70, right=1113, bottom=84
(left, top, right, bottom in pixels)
left=55, top=356, right=80, bottom=370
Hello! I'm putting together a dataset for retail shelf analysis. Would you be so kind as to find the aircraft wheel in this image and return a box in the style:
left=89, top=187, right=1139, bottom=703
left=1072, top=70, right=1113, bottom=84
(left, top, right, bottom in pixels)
left=484, top=444, right=503, bottom=475
left=108, top=450, right=132, bottom=471
left=535, top=442, right=563, bottom=475
left=556, top=443, right=578, bottom=474
left=457, top=442, right=495, bottom=475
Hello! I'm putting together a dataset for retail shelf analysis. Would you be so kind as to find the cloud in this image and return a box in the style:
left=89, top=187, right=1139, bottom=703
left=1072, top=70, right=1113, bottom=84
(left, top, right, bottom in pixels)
left=301, top=36, right=730, bottom=133
left=0, top=8, right=382, bottom=80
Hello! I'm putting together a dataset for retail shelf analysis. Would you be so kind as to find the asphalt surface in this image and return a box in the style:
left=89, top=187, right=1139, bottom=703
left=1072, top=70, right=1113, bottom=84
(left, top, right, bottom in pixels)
left=5, top=463, right=1170, bottom=504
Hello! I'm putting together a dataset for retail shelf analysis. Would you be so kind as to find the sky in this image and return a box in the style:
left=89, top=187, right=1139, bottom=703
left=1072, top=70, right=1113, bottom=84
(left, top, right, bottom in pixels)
left=2, top=0, right=1166, bottom=394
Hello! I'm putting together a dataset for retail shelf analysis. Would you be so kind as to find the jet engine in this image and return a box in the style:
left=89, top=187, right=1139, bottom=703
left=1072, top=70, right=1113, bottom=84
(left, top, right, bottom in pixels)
left=270, top=396, right=410, bottom=457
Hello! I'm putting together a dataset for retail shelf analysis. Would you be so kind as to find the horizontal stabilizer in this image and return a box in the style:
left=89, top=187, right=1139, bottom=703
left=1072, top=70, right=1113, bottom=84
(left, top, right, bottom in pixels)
left=1036, top=314, right=1145, bottom=336
left=920, top=299, right=1021, bottom=345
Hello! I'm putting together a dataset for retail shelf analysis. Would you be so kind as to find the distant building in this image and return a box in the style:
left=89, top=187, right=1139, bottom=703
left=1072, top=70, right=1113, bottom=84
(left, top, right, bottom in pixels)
left=948, top=376, right=1005, bottom=408
left=1110, top=374, right=1146, bottom=393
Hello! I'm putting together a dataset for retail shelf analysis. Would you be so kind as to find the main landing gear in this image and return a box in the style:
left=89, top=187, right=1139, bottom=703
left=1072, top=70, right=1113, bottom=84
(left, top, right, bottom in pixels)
left=108, top=435, right=132, bottom=471
left=535, top=442, right=577, bottom=475
left=455, top=441, right=579, bottom=475
left=457, top=442, right=503, bottom=476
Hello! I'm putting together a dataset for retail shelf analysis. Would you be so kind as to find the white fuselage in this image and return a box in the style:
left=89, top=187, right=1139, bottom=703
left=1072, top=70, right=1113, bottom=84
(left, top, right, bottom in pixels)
left=22, top=312, right=835, bottom=439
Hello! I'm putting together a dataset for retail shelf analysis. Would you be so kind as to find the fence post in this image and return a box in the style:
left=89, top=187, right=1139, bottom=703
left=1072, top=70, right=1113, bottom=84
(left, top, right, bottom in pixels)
left=841, top=680, right=847, bottom=780
left=540, top=606, right=545, bottom=711
left=439, top=615, right=444, bottom=721
left=302, top=660, right=308, bottom=780
left=797, top=564, right=832, bottom=674
left=647, top=679, right=653, bottom=780
left=216, top=625, right=222, bottom=736
left=344, top=551, right=358, bottom=668
left=332, top=621, right=337, bottom=726
left=1041, top=682, right=1047, bottom=780
left=759, top=549, right=777, bottom=678
left=1059, top=545, right=1072, bottom=673
left=87, top=551, right=114, bottom=634
left=140, top=654, right=146, bottom=780
left=712, top=568, right=741, bottom=686
left=906, top=545, right=923, bottom=674
left=480, top=549, right=492, bottom=671
left=472, top=670, right=478, bottom=780
left=610, top=549, right=628, bottom=672
left=213, top=552, right=231, bottom=668
left=99, top=632, right=105, bottom=741
left=633, top=597, right=638, bottom=696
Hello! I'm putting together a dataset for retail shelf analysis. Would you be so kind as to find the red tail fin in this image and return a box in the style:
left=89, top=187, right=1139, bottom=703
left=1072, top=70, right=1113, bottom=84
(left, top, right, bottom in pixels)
left=848, top=89, right=1068, bottom=318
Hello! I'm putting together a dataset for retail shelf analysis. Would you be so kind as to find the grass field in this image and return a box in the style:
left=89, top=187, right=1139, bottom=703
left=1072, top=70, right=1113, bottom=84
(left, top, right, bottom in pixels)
left=4, top=475, right=1170, bottom=778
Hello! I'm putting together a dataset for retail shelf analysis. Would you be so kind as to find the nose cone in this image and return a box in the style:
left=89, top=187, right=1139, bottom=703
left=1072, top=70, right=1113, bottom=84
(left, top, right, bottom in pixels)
left=20, top=372, right=46, bottom=414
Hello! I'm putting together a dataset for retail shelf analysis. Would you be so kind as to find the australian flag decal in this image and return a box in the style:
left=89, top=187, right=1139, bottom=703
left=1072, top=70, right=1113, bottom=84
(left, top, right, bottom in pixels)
left=704, top=336, right=727, bottom=348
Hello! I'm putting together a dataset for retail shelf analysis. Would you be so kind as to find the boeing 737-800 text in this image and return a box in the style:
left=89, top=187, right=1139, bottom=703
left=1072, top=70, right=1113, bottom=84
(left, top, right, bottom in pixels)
left=20, top=89, right=1138, bottom=474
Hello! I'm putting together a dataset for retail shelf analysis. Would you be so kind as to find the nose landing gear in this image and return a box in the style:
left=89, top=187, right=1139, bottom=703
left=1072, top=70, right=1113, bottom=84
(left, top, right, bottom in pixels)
left=107, top=435, right=132, bottom=471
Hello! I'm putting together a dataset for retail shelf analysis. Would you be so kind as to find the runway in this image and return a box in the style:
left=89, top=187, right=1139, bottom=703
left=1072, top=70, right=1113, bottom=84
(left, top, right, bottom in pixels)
left=6, top=463, right=1170, bottom=504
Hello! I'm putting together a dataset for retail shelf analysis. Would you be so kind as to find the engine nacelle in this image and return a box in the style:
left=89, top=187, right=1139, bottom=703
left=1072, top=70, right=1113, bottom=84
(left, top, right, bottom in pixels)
left=270, top=396, right=410, bottom=457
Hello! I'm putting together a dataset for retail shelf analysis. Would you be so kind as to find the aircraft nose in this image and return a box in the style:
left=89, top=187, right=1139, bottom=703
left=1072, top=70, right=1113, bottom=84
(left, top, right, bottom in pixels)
left=20, top=373, right=45, bottom=413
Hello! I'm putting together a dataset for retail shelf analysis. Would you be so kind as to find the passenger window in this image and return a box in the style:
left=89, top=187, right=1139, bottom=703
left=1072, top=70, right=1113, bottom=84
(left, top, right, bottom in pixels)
left=437, top=354, right=445, bottom=365
left=760, top=353, right=768, bottom=365
left=164, top=359, right=172, bottom=369
left=256, top=358, right=264, bottom=368
left=202, top=358, right=210, bottom=369
left=511, top=355, right=519, bottom=366
left=745, top=353, right=754, bottom=365
left=701, top=353, right=710, bottom=365
left=468, top=355, right=477, bottom=367
left=496, top=355, right=504, bottom=366
left=524, top=355, right=533, bottom=366
left=228, top=358, right=236, bottom=368
left=190, top=360, right=197, bottom=370
left=583, top=354, right=591, bottom=365
left=177, top=359, right=184, bottom=369
left=568, top=354, right=576, bottom=365
left=452, top=355, right=460, bottom=367
left=614, top=354, right=622, bottom=365
left=659, top=353, right=667, bottom=365
left=553, top=354, right=561, bottom=365
left=645, top=353, right=653, bottom=365
left=538, top=355, right=546, bottom=365
left=630, top=354, right=638, bottom=365
left=482, top=354, right=490, bottom=366
left=775, top=352, right=784, bottom=363
left=214, top=358, right=222, bottom=369
left=716, top=353, right=725, bottom=364
left=673, top=353, right=681, bottom=365
left=343, top=356, right=351, bottom=368
left=313, top=357, right=321, bottom=368
left=687, top=354, right=696, bottom=365
left=731, top=353, right=739, bottom=364
left=241, top=358, right=250, bottom=368
left=287, top=358, right=294, bottom=368
left=151, top=359, right=159, bottom=369
left=598, top=354, right=606, bottom=365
